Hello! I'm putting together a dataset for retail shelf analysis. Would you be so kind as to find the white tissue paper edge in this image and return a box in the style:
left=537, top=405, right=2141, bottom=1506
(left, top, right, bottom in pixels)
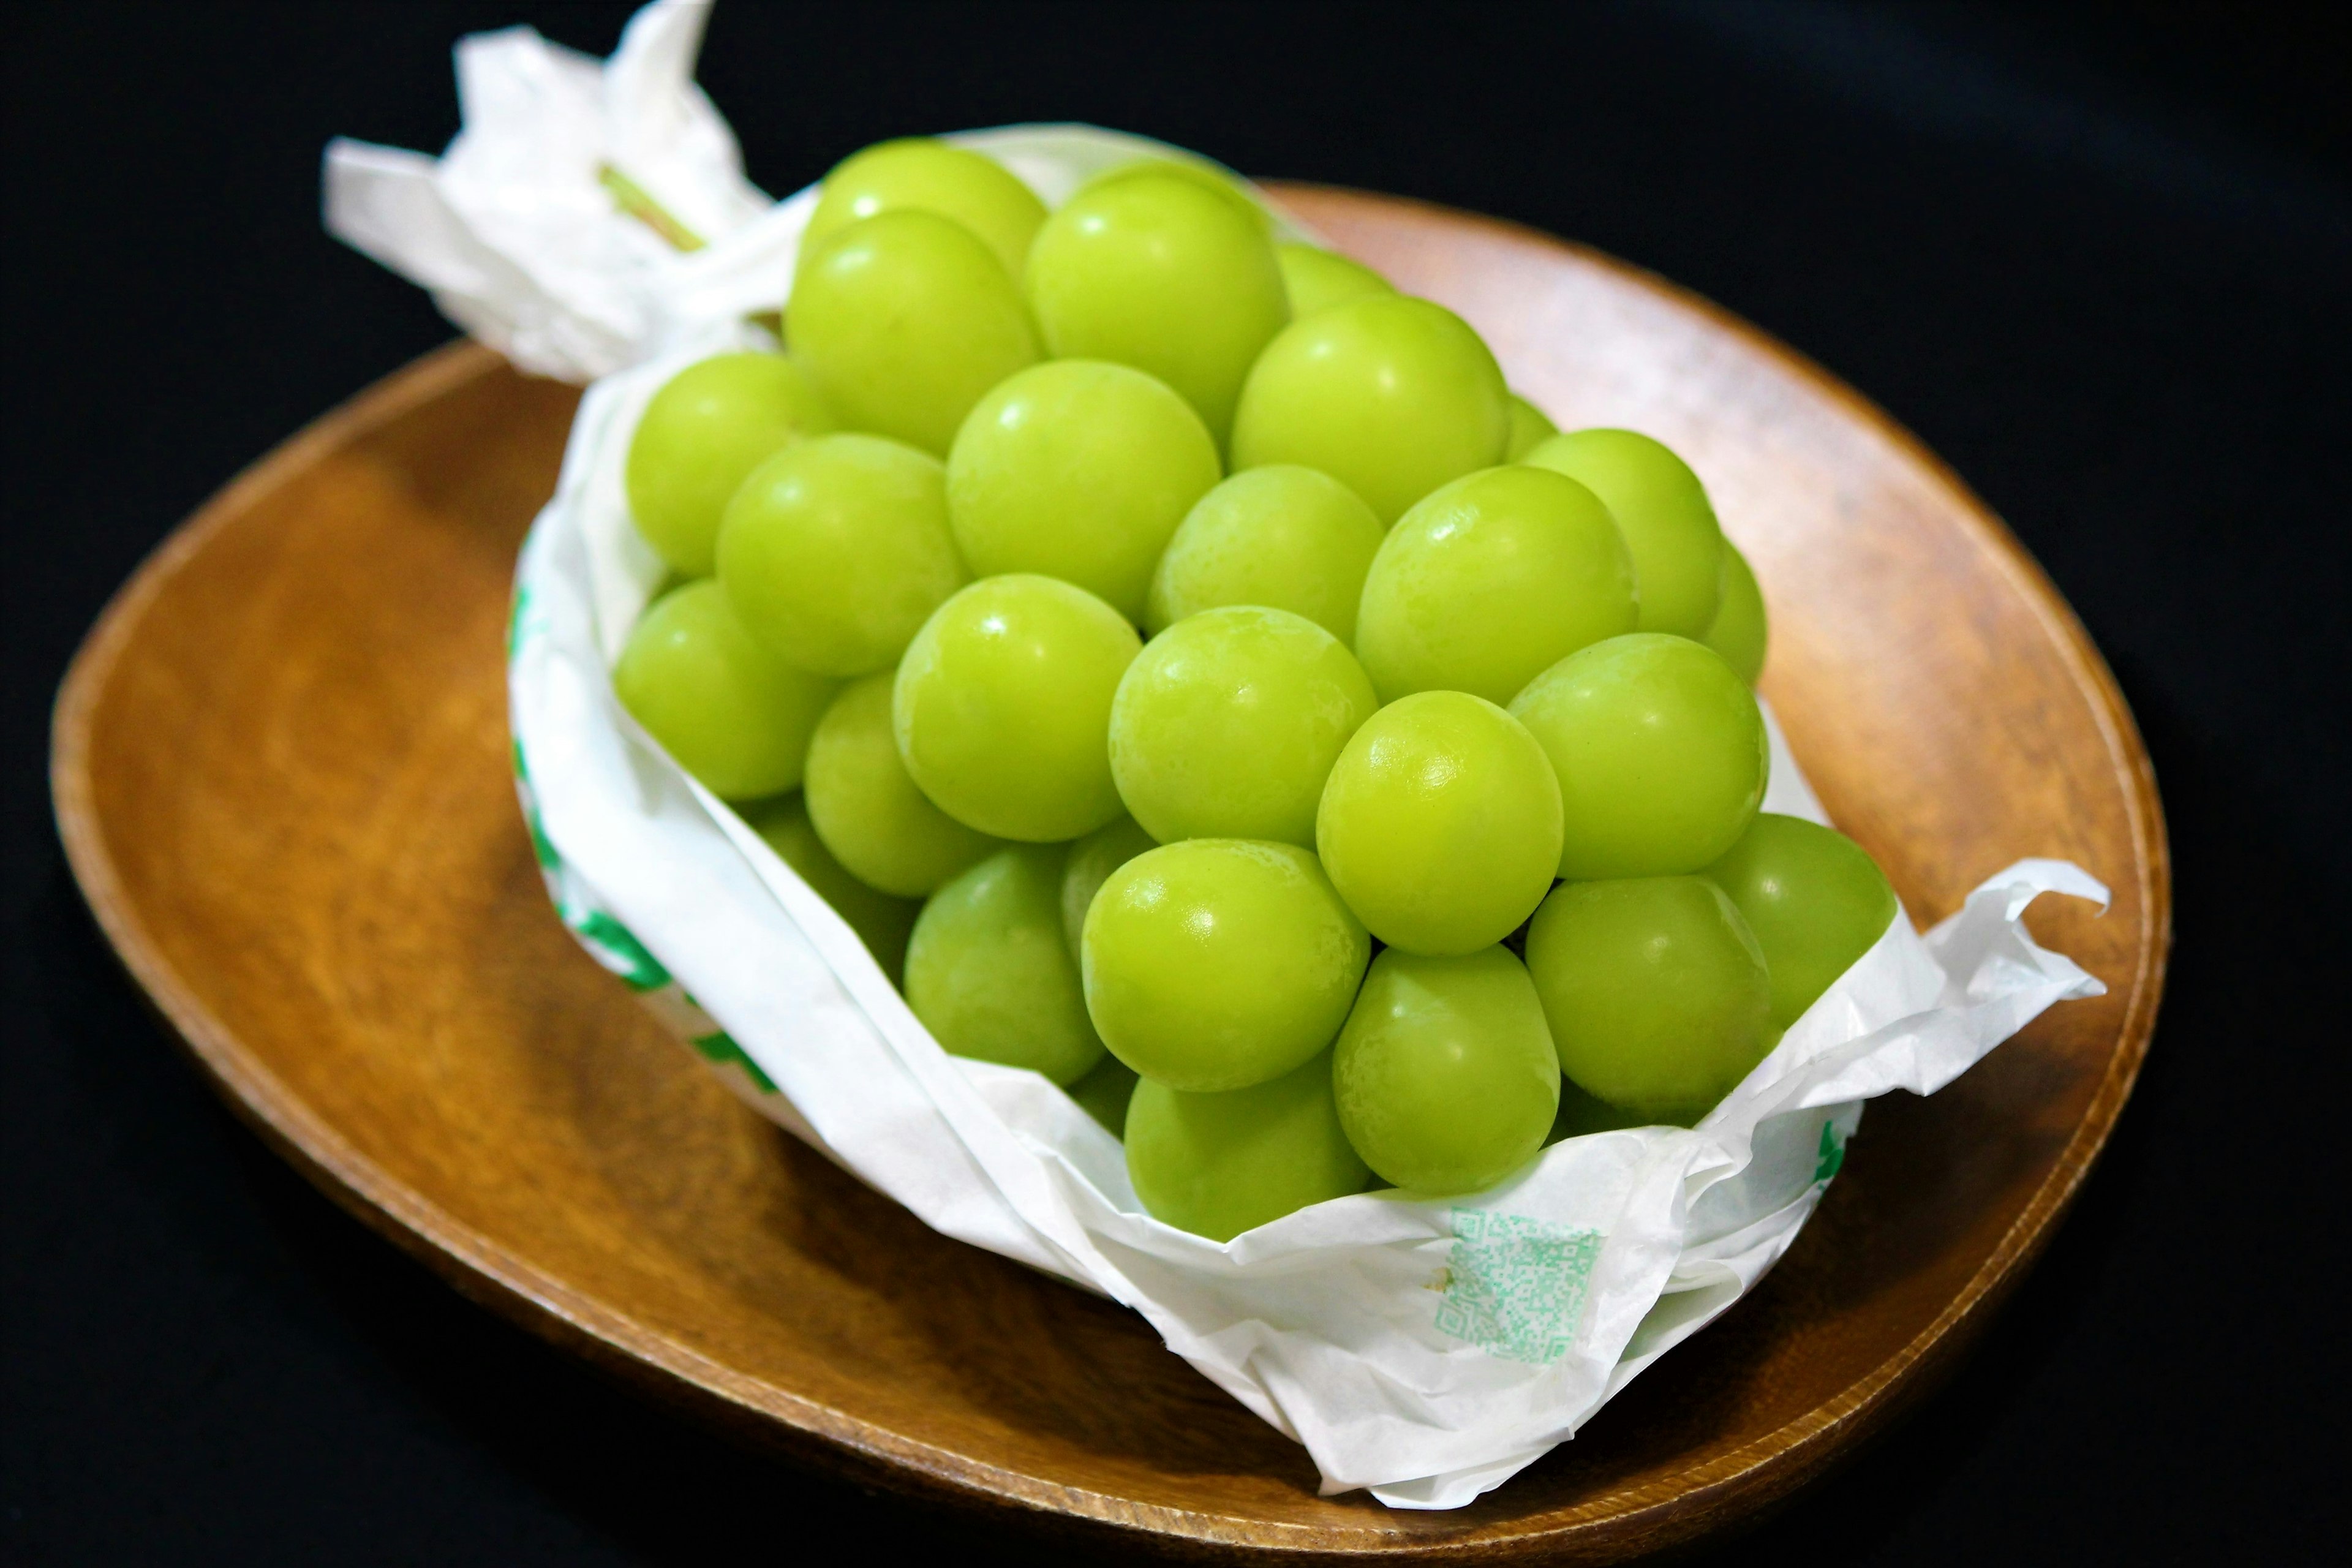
left=336, top=0, right=2111, bottom=1510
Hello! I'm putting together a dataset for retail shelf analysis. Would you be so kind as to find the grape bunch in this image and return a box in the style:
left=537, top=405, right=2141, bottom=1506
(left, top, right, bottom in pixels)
left=612, top=137, right=1896, bottom=1242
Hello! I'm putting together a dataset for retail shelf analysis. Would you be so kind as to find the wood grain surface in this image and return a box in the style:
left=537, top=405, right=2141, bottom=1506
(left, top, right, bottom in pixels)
left=50, top=186, right=2167, bottom=1561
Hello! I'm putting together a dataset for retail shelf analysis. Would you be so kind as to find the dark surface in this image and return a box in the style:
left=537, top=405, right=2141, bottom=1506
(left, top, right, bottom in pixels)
left=5, top=2, right=2346, bottom=1563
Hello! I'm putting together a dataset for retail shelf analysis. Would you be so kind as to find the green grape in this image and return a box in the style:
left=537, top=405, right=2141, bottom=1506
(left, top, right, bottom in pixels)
left=1024, top=173, right=1288, bottom=444
left=803, top=674, right=1003, bottom=897
left=1354, top=465, right=1638, bottom=706
left=1314, top=691, right=1562, bottom=956
left=1510, top=633, right=1767, bottom=879
left=1109, top=606, right=1377, bottom=847
left=1145, top=465, right=1384, bottom=641
left=1060, top=813, right=1158, bottom=963
left=892, top=575, right=1139, bottom=841
left=1125, top=1051, right=1368, bottom=1242
left=946, top=360, right=1220, bottom=622
left=1082, top=839, right=1368, bottom=1091
left=905, top=844, right=1105, bottom=1085
left=804, top=137, right=1047, bottom=282
left=1547, top=1079, right=1653, bottom=1141
left=624, top=352, right=835, bottom=577
left=1275, top=242, right=1393, bottom=317
left=1069, top=1052, right=1140, bottom=1137
left=716, top=433, right=967, bottom=677
left=742, top=793, right=919, bottom=985
left=1523, top=429, right=1725, bottom=638
left=1231, top=294, right=1509, bottom=525
left=1705, top=813, right=1898, bottom=1028
left=1332, top=946, right=1561, bottom=1195
left=612, top=581, right=836, bottom=801
left=1525, top=876, right=1771, bottom=1121
left=1077, top=156, right=1272, bottom=234
left=1504, top=393, right=1557, bottom=461
left=1704, top=541, right=1769, bottom=686
left=789, top=209, right=1038, bottom=456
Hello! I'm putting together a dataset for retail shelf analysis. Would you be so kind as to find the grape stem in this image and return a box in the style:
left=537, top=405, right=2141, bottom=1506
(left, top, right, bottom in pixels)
left=597, top=164, right=706, bottom=253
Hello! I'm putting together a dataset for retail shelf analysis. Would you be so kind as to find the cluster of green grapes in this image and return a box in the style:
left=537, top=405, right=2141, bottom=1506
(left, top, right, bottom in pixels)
left=611, top=137, right=1899, bottom=1242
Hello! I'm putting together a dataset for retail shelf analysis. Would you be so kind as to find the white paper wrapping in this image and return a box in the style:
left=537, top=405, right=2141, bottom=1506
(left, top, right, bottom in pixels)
left=324, top=0, right=1302, bottom=382
left=341, top=0, right=2111, bottom=1509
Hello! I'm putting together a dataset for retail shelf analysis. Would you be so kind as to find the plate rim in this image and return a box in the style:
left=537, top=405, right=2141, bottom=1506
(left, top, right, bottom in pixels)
left=50, top=185, right=2171, bottom=1561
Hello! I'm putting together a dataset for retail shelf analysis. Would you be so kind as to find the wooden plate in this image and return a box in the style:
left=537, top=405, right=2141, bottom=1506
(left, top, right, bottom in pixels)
left=51, top=186, right=2166, bottom=1561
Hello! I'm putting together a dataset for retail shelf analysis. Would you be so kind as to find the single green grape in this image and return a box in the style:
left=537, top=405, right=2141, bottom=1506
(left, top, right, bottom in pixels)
left=946, top=360, right=1219, bottom=623
left=1060, top=813, right=1159, bottom=963
left=1145, top=465, right=1384, bottom=641
left=1504, top=393, right=1557, bottom=461
left=1125, top=1050, right=1368, bottom=1242
left=892, top=575, right=1139, bottom=842
left=789, top=209, right=1038, bottom=456
left=1523, top=429, right=1725, bottom=638
left=1510, top=633, right=1767, bottom=879
left=1355, top=465, right=1639, bottom=706
left=624, top=353, right=835, bottom=577
left=1704, top=541, right=1769, bottom=686
left=1109, top=606, right=1377, bottom=847
left=905, top=844, right=1105, bottom=1085
left=803, top=674, right=1003, bottom=897
left=1231, top=294, right=1509, bottom=524
left=1077, top=156, right=1272, bottom=234
left=1314, top=691, right=1562, bottom=956
left=1069, top=1052, right=1140, bottom=1137
left=1525, top=875, right=1772, bottom=1121
left=612, top=581, right=836, bottom=801
left=1332, top=946, right=1561, bottom=1195
left=1704, top=813, right=1898, bottom=1028
left=1024, top=173, right=1288, bottom=444
left=804, top=137, right=1047, bottom=282
left=742, top=792, right=919, bottom=985
left=1275, top=242, right=1393, bottom=317
left=716, top=433, right=967, bottom=677
left=1082, top=839, right=1368, bottom=1091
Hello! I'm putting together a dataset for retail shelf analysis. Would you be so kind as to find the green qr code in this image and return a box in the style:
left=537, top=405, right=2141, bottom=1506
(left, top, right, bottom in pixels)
left=1436, top=1209, right=1604, bottom=1365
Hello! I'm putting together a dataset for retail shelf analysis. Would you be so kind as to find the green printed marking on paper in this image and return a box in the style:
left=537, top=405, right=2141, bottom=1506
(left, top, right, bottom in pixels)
left=692, top=1030, right=778, bottom=1093
left=1436, top=1209, right=1604, bottom=1365
left=572, top=909, right=670, bottom=992
left=1814, top=1120, right=1847, bottom=1185
left=507, top=581, right=554, bottom=657
left=527, top=811, right=560, bottom=871
left=510, top=741, right=563, bottom=872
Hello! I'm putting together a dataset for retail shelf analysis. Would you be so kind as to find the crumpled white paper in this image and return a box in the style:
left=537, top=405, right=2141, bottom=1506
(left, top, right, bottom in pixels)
left=347, top=0, right=2111, bottom=1509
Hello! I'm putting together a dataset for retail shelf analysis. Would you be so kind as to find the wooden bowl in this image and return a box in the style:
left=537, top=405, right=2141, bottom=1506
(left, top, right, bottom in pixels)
left=51, top=186, right=2166, bottom=1561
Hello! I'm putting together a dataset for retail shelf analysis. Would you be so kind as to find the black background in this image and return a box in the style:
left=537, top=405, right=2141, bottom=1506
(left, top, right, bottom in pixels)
left=6, top=3, right=2348, bottom=1562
